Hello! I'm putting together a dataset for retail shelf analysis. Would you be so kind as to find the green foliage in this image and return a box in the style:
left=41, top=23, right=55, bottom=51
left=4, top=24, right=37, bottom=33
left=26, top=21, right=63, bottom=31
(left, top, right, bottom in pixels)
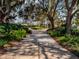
left=0, top=25, right=6, bottom=34
left=58, top=35, right=79, bottom=57
left=48, top=30, right=60, bottom=37
left=48, top=29, right=79, bottom=48
left=58, top=36, right=69, bottom=43
left=0, top=23, right=30, bottom=47
left=48, top=28, right=79, bottom=57
left=65, top=35, right=79, bottom=46
left=10, top=29, right=26, bottom=41
left=71, top=29, right=79, bottom=36
left=48, top=27, right=66, bottom=37
left=0, top=39, right=8, bottom=47
left=22, top=25, right=31, bottom=33
left=31, top=25, right=46, bottom=30
left=58, top=35, right=79, bottom=51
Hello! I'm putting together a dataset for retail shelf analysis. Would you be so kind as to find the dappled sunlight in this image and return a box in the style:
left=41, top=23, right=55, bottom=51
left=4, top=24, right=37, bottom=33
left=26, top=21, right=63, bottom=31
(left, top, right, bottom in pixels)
left=0, top=0, right=79, bottom=59
left=0, top=29, right=78, bottom=59
left=4, top=41, right=38, bottom=56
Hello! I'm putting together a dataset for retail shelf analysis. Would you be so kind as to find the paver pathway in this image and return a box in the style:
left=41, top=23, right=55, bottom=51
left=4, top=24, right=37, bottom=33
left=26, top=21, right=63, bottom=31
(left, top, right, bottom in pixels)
left=0, top=29, right=78, bottom=59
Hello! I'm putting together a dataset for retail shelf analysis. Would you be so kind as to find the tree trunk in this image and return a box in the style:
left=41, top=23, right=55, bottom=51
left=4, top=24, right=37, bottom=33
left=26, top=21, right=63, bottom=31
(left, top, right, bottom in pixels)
left=64, top=0, right=78, bottom=34
left=66, top=10, right=72, bottom=34
left=50, top=19, right=54, bottom=29
left=48, top=0, right=59, bottom=29
left=0, top=14, right=5, bottom=23
left=48, top=14, right=54, bottom=29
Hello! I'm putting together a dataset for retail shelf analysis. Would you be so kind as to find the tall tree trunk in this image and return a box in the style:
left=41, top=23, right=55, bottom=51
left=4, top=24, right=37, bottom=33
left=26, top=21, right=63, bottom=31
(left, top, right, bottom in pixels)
left=50, top=18, right=54, bottom=29
left=48, top=0, right=59, bottom=29
left=66, top=10, right=72, bottom=34
left=0, top=13, right=5, bottom=23
left=64, top=0, right=78, bottom=34
left=47, top=13, right=54, bottom=29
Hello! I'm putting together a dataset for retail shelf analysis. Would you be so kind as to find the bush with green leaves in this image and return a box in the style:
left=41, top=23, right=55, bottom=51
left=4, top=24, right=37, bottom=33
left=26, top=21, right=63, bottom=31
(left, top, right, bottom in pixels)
left=58, top=35, right=79, bottom=56
left=48, top=27, right=66, bottom=37
left=48, top=28, right=79, bottom=57
left=60, top=35, right=79, bottom=47
left=0, top=23, right=30, bottom=47
left=10, top=29, right=27, bottom=41
left=0, top=39, right=8, bottom=47
left=48, top=30, right=62, bottom=37
left=71, top=29, right=79, bottom=36
left=49, top=31, right=59, bottom=37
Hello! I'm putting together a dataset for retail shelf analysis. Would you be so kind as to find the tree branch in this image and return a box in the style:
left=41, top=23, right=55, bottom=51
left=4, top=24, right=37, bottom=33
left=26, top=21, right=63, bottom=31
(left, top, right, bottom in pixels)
left=64, top=0, right=69, bottom=10
left=53, top=0, right=59, bottom=17
left=71, top=9, right=79, bottom=19
left=70, top=0, right=77, bottom=10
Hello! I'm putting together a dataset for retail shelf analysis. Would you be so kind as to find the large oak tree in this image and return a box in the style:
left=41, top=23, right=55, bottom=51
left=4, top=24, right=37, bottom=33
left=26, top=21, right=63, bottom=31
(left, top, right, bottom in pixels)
left=64, top=0, right=79, bottom=34
left=47, top=0, right=59, bottom=29
left=0, top=0, right=23, bottom=23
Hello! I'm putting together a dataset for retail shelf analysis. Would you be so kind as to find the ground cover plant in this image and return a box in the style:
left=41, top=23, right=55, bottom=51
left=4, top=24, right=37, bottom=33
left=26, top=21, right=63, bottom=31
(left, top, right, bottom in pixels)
left=48, top=28, right=79, bottom=57
left=0, top=23, right=30, bottom=47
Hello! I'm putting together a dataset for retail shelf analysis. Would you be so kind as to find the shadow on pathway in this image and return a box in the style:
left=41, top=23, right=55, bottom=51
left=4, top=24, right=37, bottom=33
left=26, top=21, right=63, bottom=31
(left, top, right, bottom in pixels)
left=0, top=29, right=78, bottom=59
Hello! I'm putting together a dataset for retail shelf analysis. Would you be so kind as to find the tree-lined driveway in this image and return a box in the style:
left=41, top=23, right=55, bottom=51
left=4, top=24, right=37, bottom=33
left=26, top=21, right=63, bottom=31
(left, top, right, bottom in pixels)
left=0, top=29, right=78, bottom=59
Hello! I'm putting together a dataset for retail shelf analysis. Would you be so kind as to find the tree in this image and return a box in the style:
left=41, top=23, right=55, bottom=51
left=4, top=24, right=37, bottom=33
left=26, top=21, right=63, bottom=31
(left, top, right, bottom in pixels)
left=47, top=0, right=59, bottom=29
left=64, top=0, right=79, bottom=34
left=0, top=0, right=23, bottom=23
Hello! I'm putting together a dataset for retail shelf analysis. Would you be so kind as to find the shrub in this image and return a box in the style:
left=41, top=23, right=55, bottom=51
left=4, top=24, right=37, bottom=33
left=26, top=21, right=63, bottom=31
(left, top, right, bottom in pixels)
left=0, top=39, right=8, bottom=47
left=58, top=36, right=69, bottom=43
left=10, top=29, right=26, bottom=41
left=71, top=29, right=79, bottom=36
left=0, top=23, right=30, bottom=47
left=22, top=26, right=31, bottom=33
left=0, top=25, right=5, bottom=35
left=48, top=30, right=61, bottom=37
left=55, top=27, right=66, bottom=35
left=58, top=35, right=79, bottom=48
left=48, top=27, right=66, bottom=37
left=48, top=27, right=79, bottom=57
